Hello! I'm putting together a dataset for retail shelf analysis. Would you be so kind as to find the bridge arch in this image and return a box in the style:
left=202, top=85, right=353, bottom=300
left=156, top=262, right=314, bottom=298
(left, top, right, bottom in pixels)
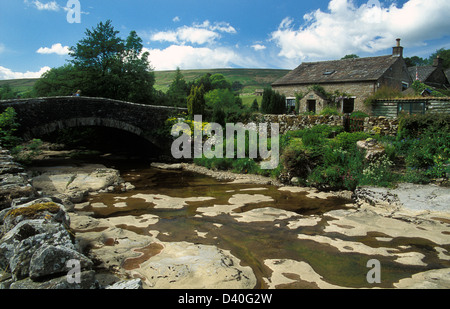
left=0, top=96, right=187, bottom=153
left=23, top=117, right=163, bottom=149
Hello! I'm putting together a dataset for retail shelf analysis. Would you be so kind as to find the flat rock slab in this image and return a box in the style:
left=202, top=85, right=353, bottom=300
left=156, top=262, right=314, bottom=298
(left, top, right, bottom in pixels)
left=356, top=184, right=450, bottom=212
left=390, top=183, right=450, bottom=212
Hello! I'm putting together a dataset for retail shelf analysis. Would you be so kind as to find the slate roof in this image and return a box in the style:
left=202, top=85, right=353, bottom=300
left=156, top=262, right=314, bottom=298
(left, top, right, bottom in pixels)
left=408, top=66, right=437, bottom=82
left=272, top=55, right=400, bottom=86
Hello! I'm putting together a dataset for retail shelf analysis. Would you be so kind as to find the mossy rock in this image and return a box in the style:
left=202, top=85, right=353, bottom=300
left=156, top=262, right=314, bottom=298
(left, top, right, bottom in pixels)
left=4, top=202, right=61, bottom=220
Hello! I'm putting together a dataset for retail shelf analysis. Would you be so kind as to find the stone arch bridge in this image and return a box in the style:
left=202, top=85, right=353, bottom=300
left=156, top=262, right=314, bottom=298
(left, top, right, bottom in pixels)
left=0, top=96, right=187, bottom=150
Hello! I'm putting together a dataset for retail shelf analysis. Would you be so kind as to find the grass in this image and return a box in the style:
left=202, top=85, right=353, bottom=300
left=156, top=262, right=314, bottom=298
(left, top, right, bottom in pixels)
left=0, top=78, right=38, bottom=95
left=1, top=68, right=289, bottom=98
left=154, top=68, right=289, bottom=95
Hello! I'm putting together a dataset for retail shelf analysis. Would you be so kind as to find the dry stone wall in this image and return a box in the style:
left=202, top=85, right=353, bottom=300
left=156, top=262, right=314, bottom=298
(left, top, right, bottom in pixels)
left=253, top=114, right=399, bottom=136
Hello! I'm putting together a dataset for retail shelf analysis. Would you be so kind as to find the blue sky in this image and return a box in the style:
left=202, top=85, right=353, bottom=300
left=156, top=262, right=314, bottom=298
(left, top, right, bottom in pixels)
left=1, top=0, right=450, bottom=80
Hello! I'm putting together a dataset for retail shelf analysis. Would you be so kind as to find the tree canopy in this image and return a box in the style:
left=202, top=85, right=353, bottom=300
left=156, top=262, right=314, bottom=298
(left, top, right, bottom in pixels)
left=34, top=20, right=156, bottom=104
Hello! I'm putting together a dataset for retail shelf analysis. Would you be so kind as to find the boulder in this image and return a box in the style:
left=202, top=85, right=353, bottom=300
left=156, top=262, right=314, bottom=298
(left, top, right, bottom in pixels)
left=5, top=221, right=75, bottom=280
left=9, top=270, right=99, bottom=289
left=29, top=245, right=93, bottom=280
left=0, top=149, right=36, bottom=210
left=356, top=138, right=385, bottom=161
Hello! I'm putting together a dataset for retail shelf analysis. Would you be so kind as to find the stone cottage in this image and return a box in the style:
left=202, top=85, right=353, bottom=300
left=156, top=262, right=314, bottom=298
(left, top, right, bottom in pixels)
left=408, top=56, right=450, bottom=89
left=272, top=39, right=412, bottom=114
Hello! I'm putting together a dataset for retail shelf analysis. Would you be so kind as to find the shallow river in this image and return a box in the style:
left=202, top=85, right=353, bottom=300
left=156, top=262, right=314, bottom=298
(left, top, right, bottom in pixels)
left=75, top=159, right=449, bottom=289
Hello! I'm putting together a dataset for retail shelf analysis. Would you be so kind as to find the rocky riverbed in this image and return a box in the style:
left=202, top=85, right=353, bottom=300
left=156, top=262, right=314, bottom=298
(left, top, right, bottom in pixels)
left=1, top=149, right=449, bottom=289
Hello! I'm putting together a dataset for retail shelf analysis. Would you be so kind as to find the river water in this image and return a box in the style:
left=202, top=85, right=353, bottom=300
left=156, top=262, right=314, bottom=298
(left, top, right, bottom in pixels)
left=69, top=157, right=449, bottom=289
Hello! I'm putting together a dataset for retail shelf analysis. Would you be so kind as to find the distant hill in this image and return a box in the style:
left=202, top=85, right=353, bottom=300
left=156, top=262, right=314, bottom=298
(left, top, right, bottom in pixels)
left=0, top=68, right=290, bottom=96
left=0, top=78, right=38, bottom=94
left=154, top=68, right=290, bottom=95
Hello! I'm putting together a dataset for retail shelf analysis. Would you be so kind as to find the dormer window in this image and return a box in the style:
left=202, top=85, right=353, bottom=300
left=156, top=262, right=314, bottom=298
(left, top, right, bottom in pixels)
left=323, top=70, right=336, bottom=76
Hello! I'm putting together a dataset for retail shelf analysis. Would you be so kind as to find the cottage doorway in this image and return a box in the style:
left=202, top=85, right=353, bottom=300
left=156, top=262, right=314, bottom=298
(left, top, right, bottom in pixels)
left=343, top=98, right=355, bottom=114
left=307, top=100, right=316, bottom=113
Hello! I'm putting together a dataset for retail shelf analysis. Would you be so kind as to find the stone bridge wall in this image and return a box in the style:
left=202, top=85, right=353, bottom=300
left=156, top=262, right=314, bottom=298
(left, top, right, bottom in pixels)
left=0, top=96, right=187, bottom=148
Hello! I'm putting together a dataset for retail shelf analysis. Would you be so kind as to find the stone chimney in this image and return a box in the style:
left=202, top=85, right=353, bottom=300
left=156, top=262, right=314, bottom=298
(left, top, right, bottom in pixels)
left=392, top=38, right=403, bottom=57
left=433, top=55, right=443, bottom=68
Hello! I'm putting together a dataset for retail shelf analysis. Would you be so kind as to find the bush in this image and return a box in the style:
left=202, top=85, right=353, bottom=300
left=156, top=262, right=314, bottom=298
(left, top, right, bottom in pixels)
left=396, top=114, right=449, bottom=179
left=319, top=107, right=340, bottom=116
left=281, top=143, right=312, bottom=180
left=397, top=113, right=450, bottom=140
left=0, top=107, right=22, bottom=148
left=359, top=155, right=397, bottom=187
left=332, top=131, right=371, bottom=151
left=350, top=111, right=369, bottom=118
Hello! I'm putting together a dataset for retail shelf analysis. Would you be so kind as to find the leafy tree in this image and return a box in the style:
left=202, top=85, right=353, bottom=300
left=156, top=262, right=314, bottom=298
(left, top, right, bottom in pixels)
left=250, top=99, right=259, bottom=112
left=167, top=67, right=189, bottom=107
left=34, top=64, right=83, bottom=97
left=188, top=73, right=213, bottom=93
left=205, top=88, right=235, bottom=109
left=187, top=85, right=205, bottom=117
left=0, top=107, right=22, bottom=148
left=0, top=84, right=18, bottom=100
left=341, top=54, right=359, bottom=59
left=428, top=48, right=450, bottom=69
left=120, top=30, right=155, bottom=103
left=231, top=81, right=243, bottom=93
left=35, top=20, right=156, bottom=104
left=404, top=56, right=428, bottom=67
left=261, top=88, right=286, bottom=114
left=210, top=74, right=231, bottom=90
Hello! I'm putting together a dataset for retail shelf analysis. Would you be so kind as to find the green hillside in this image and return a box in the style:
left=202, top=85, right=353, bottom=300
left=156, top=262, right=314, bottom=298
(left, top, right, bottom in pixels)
left=0, top=68, right=289, bottom=98
left=0, top=78, right=38, bottom=94
left=154, top=68, right=289, bottom=95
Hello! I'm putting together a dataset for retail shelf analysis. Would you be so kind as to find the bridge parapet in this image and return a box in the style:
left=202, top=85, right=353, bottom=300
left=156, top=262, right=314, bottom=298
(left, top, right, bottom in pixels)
left=0, top=96, right=187, bottom=149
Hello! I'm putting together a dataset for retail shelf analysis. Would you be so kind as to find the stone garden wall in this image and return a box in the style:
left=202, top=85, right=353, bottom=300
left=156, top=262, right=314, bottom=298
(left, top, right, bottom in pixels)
left=254, top=114, right=399, bottom=136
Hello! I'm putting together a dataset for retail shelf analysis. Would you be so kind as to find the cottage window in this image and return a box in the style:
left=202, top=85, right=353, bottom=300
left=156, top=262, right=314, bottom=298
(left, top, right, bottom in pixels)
left=398, top=102, right=425, bottom=115
left=286, top=98, right=296, bottom=113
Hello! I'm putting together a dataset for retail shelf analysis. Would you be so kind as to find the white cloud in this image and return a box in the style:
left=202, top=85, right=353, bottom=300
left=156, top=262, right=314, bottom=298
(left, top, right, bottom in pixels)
left=145, top=45, right=242, bottom=71
left=251, top=44, right=266, bottom=51
left=0, top=66, right=51, bottom=80
left=36, top=43, right=70, bottom=55
left=24, top=0, right=60, bottom=11
left=24, top=0, right=90, bottom=15
left=173, top=16, right=180, bottom=22
left=271, top=0, right=450, bottom=63
left=150, top=20, right=236, bottom=45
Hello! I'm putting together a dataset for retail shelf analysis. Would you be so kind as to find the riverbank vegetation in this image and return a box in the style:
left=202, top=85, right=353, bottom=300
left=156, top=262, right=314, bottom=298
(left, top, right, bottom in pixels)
left=181, top=113, right=449, bottom=191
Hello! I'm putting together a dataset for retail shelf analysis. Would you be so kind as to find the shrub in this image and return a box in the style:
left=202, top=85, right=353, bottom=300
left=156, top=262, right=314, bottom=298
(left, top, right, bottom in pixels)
left=397, top=113, right=450, bottom=140
left=332, top=131, right=371, bottom=151
left=402, top=168, right=431, bottom=184
left=319, top=107, right=340, bottom=116
left=359, top=155, right=397, bottom=187
left=396, top=116, right=449, bottom=180
left=281, top=143, right=312, bottom=180
left=0, top=107, right=22, bottom=148
left=350, top=111, right=369, bottom=118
